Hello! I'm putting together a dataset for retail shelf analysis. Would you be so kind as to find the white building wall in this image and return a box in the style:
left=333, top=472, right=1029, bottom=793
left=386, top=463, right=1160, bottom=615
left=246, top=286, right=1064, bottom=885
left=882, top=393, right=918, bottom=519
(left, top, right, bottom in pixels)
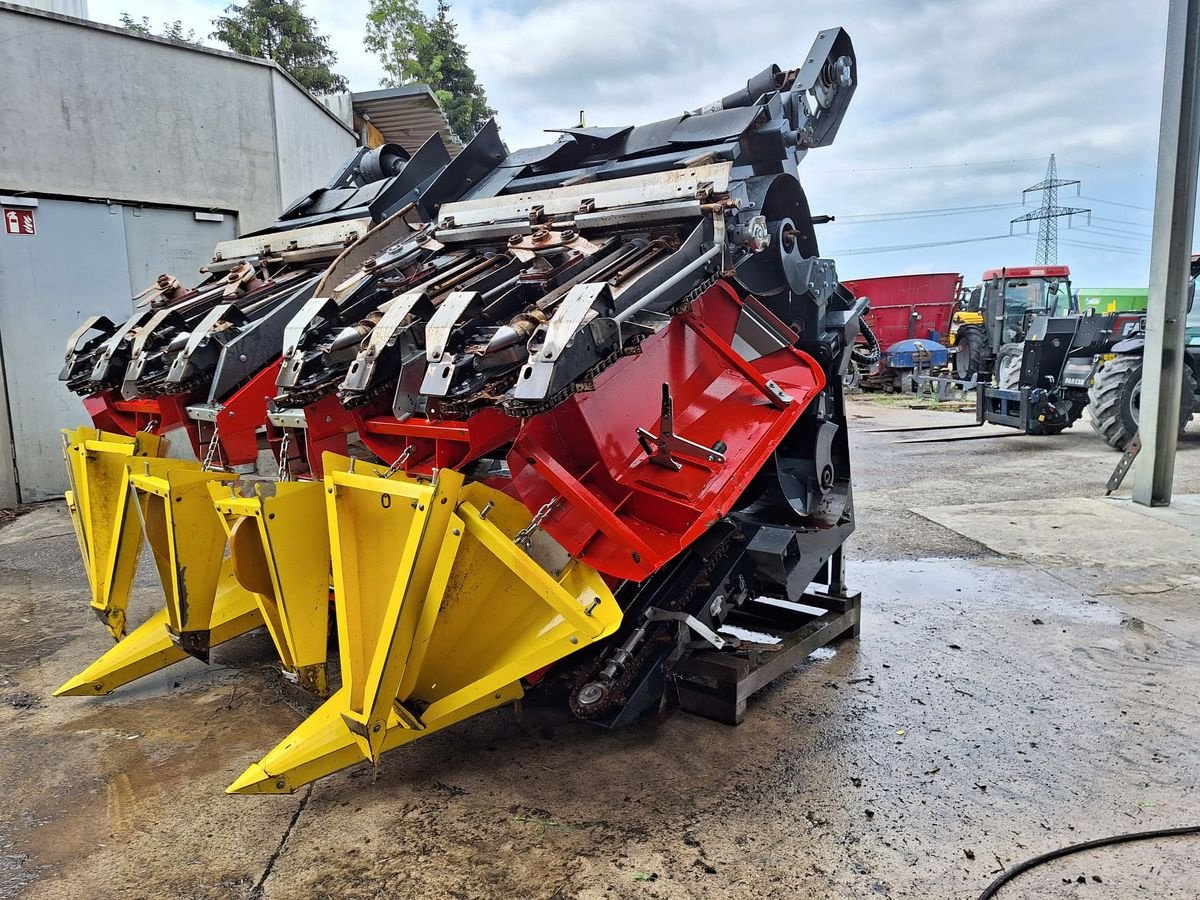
left=0, top=3, right=355, bottom=232
left=0, top=4, right=358, bottom=502
left=270, top=70, right=357, bottom=213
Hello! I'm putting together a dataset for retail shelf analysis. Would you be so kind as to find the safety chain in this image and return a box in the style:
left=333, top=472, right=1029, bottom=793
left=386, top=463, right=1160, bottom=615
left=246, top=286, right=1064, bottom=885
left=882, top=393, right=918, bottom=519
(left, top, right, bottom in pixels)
left=382, top=444, right=414, bottom=479
left=514, top=497, right=560, bottom=551
left=139, top=418, right=159, bottom=433
left=201, top=424, right=222, bottom=471
left=276, top=429, right=291, bottom=481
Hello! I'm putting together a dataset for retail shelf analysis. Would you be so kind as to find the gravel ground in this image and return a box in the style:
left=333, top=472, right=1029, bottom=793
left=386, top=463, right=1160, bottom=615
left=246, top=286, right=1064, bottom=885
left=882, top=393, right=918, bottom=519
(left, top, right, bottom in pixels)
left=1, top=398, right=1197, bottom=899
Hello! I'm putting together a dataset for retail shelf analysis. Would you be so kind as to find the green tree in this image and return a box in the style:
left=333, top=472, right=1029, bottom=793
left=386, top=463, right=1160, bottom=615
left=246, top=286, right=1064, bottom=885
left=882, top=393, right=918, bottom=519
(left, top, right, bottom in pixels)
left=211, top=0, right=349, bottom=95
left=118, top=12, right=198, bottom=44
left=161, top=20, right=198, bottom=44
left=118, top=12, right=151, bottom=35
left=365, top=0, right=496, bottom=140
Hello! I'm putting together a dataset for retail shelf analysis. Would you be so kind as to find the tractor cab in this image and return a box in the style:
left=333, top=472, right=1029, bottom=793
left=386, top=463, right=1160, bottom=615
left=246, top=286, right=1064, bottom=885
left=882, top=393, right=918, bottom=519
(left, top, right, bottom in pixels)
left=949, top=265, right=1073, bottom=380
left=980, top=266, right=1075, bottom=345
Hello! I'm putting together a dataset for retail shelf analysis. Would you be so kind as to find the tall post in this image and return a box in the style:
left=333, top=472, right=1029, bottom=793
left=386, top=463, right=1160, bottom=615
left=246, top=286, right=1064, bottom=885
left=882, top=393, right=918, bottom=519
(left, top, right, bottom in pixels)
left=1134, top=0, right=1200, bottom=507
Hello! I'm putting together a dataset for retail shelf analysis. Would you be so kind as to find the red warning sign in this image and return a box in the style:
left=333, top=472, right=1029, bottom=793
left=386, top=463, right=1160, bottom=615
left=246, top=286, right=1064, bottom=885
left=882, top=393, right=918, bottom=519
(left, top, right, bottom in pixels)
left=3, top=208, right=36, bottom=236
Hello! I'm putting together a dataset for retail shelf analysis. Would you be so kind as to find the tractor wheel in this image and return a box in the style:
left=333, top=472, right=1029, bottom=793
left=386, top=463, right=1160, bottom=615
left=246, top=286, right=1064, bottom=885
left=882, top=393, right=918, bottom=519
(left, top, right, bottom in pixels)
left=995, top=344, right=1023, bottom=390
left=954, top=326, right=987, bottom=380
left=843, top=359, right=864, bottom=393
left=1088, top=355, right=1197, bottom=450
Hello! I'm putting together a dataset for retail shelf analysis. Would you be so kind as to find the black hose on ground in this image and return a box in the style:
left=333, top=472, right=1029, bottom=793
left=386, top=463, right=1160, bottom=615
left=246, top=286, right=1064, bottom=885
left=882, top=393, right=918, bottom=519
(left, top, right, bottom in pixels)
left=978, top=825, right=1200, bottom=899
left=851, top=318, right=880, bottom=367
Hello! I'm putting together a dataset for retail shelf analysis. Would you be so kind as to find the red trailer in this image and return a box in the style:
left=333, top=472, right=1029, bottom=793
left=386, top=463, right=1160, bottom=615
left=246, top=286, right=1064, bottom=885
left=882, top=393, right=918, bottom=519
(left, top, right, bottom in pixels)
left=842, top=272, right=964, bottom=347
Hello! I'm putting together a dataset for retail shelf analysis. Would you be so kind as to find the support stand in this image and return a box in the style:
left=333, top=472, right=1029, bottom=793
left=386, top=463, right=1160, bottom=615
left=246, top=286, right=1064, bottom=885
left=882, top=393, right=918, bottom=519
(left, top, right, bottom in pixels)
left=672, top=547, right=861, bottom=725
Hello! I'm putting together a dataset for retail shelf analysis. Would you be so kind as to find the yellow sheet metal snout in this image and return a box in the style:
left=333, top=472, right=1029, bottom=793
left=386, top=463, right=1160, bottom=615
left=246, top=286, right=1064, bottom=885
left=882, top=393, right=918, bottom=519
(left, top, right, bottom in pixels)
left=57, top=430, right=620, bottom=793
left=227, top=454, right=622, bottom=794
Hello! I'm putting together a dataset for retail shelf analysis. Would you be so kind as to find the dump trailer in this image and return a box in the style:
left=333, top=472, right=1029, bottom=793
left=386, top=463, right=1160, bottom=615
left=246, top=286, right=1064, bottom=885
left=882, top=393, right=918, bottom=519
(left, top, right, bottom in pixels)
left=56, top=28, right=865, bottom=795
left=842, top=272, right=962, bottom=391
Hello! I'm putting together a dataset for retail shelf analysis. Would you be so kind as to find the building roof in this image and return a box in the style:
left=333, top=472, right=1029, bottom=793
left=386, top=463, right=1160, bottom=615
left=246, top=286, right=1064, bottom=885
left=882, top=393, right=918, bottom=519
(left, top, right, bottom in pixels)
left=352, top=86, right=464, bottom=158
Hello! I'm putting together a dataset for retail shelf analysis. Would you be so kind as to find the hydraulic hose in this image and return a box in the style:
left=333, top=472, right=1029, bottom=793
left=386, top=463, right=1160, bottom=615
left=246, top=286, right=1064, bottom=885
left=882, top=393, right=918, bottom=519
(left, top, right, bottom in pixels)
left=851, top=317, right=880, bottom=367
left=978, top=825, right=1200, bottom=899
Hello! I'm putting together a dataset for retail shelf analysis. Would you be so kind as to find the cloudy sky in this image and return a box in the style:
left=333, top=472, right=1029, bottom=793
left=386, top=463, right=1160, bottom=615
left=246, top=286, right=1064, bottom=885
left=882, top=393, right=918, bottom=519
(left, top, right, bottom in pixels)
left=87, top=0, right=1173, bottom=286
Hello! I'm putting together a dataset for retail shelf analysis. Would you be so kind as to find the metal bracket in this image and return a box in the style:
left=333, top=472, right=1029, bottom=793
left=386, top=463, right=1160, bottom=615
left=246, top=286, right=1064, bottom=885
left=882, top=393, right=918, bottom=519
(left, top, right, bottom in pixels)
left=169, top=303, right=238, bottom=375
left=63, top=315, right=115, bottom=361
left=1107, top=432, right=1141, bottom=495
left=537, top=282, right=611, bottom=363
left=645, top=608, right=729, bottom=650
left=343, top=290, right=427, bottom=391
left=420, top=290, right=480, bottom=397
left=636, top=383, right=727, bottom=470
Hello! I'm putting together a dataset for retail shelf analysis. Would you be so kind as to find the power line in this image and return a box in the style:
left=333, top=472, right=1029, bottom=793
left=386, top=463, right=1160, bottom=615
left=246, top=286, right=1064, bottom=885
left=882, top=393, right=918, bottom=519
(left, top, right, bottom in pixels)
left=833, top=202, right=1023, bottom=223
left=1091, top=214, right=1152, bottom=229
left=1055, top=157, right=1151, bottom=178
left=828, top=234, right=1018, bottom=256
left=1077, top=224, right=1152, bottom=241
left=809, top=157, right=1043, bottom=174
left=1080, top=194, right=1154, bottom=211
left=1019, top=234, right=1148, bottom=256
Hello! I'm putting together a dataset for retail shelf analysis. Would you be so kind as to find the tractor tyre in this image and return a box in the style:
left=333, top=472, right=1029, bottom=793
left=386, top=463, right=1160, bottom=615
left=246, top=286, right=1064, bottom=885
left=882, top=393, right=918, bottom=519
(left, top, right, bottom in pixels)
left=995, top=344, right=1023, bottom=390
left=998, top=346, right=1064, bottom=435
left=1088, top=355, right=1196, bottom=450
left=954, top=326, right=987, bottom=380
left=843, top=359, right=864, bottom=393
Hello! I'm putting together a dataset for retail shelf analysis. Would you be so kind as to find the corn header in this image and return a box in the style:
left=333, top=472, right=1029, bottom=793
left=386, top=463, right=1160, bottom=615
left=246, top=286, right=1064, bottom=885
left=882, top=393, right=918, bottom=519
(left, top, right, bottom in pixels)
left=56, top=29, right=864, bottom=794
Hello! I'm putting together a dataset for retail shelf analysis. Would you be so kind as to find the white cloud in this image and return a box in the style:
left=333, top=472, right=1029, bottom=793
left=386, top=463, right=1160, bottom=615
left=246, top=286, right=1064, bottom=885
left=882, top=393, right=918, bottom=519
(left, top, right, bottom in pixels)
left=86, top=0, right=1173, bottom=284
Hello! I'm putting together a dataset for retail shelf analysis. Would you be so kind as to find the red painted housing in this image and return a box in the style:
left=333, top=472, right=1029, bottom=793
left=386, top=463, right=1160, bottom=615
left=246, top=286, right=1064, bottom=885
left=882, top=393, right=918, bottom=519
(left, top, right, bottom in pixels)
left=507, top=281, right=825, bottom=582
left=82, top=360, right=284, bottom=470
left=841, top=272, right=963, bottom=347
left=355, top=404, right=518, bottom=477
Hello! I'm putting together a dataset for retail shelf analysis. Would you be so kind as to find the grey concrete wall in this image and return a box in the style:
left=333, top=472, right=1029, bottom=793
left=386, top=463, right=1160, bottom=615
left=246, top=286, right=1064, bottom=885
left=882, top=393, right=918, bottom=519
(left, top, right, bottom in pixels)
left=271, top=71, right=357, bottom=212
left=0, top=4, right=354, bottom=233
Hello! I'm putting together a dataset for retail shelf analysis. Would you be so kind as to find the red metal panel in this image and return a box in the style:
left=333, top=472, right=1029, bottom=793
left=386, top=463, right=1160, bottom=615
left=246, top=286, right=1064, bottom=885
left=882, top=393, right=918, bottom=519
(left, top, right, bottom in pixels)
left=507, top=281, right=825, bottom=582
left=215, top=360, right=282, bottom=467
left=355, top=404, right=519, bottom=476
left=265, top=393, right=352, bottom=479
left=842, top=273, right=964, bottom=347
left=981, top=265, right=1070, bottom=281
left=84, top=390, right=193, bottom=450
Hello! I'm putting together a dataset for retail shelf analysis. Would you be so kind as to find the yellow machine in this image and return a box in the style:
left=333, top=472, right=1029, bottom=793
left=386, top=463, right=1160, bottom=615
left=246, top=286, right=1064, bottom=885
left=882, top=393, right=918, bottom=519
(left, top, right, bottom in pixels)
left=58, top=434, right=620, bottom=792
left=53, top=30, right=866, bottom=797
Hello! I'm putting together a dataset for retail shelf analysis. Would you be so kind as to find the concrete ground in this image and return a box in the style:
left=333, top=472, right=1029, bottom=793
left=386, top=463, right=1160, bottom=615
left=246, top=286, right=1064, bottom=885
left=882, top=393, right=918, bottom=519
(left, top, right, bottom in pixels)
left=1, top=398, right=1198, bottom=899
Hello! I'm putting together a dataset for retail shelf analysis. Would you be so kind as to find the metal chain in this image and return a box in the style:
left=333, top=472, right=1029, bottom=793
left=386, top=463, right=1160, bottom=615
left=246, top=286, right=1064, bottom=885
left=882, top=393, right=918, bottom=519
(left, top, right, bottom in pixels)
left=201, top=424, right=221, bottom=471
left=514, top=496, right=560, bottom=550
left=382, top=444, right=414, bottom=479
left=140, top=418, right=159, bottom=433
left=276, top=429, right=291, bottom=481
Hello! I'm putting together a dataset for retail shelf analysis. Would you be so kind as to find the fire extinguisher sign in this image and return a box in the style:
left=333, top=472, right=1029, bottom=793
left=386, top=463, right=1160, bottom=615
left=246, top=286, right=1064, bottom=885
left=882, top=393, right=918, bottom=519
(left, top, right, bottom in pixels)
left=3, top=208, right=36, bottom=236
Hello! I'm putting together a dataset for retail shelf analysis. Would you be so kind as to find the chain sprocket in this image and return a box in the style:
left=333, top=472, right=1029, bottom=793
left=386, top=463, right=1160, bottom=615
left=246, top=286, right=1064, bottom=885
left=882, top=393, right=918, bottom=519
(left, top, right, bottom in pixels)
left=567, top=525, right=737, bottom=720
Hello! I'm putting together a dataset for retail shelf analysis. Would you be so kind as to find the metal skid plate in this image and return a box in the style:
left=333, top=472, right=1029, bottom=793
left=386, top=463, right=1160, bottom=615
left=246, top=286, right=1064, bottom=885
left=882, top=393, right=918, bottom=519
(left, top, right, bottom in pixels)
left=437, top=161, right=733, bottom=229
left=508, top=281, right=826, bottom=581
left=211, top=480, right=333, bottom=695
left=60, top=427, right=165, bottom=639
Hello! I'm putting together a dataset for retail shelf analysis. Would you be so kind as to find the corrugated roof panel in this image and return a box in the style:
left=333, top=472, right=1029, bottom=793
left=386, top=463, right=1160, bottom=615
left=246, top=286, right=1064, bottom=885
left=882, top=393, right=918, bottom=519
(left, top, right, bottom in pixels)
left=352, top=86, right=464, bottom=159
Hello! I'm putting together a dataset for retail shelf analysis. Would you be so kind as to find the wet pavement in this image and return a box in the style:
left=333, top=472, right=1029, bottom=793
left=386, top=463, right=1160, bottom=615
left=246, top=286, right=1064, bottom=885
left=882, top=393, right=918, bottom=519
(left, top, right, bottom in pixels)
left=1, top=399, right=1198, bottom=899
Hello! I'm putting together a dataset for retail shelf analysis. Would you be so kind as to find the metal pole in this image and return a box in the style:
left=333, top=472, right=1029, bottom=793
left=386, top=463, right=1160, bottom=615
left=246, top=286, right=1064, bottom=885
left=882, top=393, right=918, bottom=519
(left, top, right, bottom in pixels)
left=1133, top=0, right=1200, bottom=507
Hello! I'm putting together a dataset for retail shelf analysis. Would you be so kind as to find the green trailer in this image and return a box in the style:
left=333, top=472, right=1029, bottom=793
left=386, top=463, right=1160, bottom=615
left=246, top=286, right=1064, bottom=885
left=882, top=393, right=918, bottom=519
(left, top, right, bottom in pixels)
left=1074, top=287, right=1148, bottom=314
